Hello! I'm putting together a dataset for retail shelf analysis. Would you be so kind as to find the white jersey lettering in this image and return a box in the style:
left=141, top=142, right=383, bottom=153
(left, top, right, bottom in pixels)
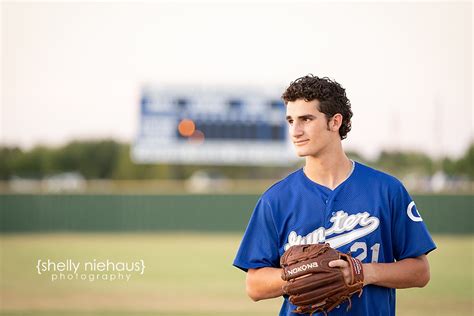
left=284, top=211, right=380, bottom=250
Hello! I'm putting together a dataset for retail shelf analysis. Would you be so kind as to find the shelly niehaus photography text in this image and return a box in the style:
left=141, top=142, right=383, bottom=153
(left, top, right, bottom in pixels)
left=36, top=259, right=146, bottom=282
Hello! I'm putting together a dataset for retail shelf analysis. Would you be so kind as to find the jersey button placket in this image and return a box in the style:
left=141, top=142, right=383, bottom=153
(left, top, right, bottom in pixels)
left=325, top=200, right=333, bottom=214
left=325, top=192, right=337, bottom=223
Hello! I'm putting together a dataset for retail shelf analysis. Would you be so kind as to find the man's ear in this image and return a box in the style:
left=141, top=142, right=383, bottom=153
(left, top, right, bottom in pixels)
left=330, top=113, right=343, bottom=131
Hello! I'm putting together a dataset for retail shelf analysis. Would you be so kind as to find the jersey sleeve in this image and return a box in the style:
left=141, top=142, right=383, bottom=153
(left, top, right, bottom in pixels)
left=390, top=181, right=437, bottom=261
left=233, top=197, right=280, bottom=272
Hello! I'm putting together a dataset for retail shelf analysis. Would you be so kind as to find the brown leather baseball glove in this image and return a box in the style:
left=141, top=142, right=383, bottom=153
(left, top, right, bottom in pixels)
left=280, top=243, right=364, bottom=315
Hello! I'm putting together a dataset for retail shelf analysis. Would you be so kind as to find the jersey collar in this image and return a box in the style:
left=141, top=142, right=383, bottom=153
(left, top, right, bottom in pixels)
left=300, top=160, right=357, bottom=195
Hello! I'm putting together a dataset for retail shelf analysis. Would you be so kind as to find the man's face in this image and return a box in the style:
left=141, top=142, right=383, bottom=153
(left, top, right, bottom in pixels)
left=286, top=99, right=337, bottom=157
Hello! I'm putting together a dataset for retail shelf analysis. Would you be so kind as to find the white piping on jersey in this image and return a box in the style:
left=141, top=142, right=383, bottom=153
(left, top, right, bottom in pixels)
left=346, top=159, right=355, bottom=181
left=284, top=210, right=380, bottom=251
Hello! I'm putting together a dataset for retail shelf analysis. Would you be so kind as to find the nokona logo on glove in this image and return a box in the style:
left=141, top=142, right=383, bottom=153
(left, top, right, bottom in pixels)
left=286, top=262, right=319, bottom=276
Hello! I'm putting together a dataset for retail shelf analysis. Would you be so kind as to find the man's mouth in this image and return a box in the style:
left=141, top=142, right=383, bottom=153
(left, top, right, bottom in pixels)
left=294, top=140, right=309, bottom=146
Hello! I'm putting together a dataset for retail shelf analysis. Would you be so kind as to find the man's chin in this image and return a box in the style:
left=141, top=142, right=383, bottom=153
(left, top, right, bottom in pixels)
left=295, top=150, right=309, bottom=157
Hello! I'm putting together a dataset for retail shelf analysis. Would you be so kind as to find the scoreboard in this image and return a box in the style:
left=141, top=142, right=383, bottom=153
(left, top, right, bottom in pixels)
left=131, top=86, right=297, bottom=166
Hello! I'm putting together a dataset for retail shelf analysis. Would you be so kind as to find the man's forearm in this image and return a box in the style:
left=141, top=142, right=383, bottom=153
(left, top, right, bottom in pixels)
left=246, top=255, right=430, bottom=302
left=246, top=267, right=286, bottom=301
left=363, top=255, right=430, bottom=289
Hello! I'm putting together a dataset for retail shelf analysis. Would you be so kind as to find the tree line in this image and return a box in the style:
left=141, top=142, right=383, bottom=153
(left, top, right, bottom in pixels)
left=0, top=139, right=472, bottom=180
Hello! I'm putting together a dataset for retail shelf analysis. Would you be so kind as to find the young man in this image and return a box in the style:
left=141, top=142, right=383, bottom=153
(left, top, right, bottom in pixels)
left=233, top=75, right=436, bottom=315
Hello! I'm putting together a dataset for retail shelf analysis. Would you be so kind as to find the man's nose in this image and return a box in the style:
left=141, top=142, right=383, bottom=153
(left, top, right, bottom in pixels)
left=290, top=122, right=304, bottom=137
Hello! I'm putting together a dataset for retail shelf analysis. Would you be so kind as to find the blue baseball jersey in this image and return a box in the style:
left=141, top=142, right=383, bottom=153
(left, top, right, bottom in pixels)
left=233, top=161, right=436, bottom=316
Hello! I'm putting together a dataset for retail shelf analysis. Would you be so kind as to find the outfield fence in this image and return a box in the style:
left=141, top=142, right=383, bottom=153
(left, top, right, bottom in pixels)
left=0, top=194, right=472, bottom=234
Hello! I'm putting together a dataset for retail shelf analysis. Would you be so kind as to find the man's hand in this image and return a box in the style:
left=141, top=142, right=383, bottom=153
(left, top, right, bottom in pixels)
left=331, top=254, right=431, bottom=288
left=328, top=259, right=352, bottom=285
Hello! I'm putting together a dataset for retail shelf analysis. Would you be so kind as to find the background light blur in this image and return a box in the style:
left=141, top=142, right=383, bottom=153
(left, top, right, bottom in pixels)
left=1, top=0, right=472, bottom=193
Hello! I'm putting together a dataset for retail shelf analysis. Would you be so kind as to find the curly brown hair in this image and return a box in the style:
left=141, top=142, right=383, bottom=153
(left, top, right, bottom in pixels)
left=281, top=74, right=353, bottom=140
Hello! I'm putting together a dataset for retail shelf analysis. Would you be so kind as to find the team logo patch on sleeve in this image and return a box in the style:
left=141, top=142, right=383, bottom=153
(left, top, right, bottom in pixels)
left=406, top=201, right=423, bottom=222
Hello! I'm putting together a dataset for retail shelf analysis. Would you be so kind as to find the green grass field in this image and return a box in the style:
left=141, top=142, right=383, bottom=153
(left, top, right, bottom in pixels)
left=0, top=233, right=472, bottom=315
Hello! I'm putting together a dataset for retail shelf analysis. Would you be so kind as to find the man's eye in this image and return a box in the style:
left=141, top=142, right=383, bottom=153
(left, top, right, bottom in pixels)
left=304, top=118, right=312, bottom=122
left=287, top=120, right=293, bottom=125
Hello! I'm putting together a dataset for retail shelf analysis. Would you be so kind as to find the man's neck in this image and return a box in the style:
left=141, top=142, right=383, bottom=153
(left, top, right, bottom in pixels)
left=303, top=149, right=353, bottom=190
